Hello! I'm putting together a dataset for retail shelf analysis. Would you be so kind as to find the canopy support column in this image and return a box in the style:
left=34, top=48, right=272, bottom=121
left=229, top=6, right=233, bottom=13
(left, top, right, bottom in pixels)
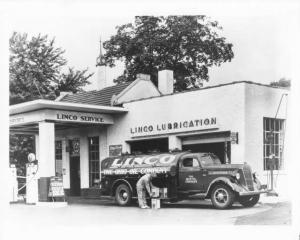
left=38, top=121, right=55, bottom=178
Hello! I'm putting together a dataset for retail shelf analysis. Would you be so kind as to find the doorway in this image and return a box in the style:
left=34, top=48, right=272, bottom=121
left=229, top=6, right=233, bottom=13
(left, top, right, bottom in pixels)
left=69, top=139, right=81, bottom=196
left=182, top=142, right=231, bottom=164
left=129, top=138, right=168, bottom=154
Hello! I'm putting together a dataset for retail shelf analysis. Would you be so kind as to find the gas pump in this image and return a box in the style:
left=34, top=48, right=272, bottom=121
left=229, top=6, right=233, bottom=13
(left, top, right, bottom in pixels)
left=9, top=164, right=18, bottom=202
left=267, top=153, right=278, bottom=196
left=26, top=153, right=39, bottom=204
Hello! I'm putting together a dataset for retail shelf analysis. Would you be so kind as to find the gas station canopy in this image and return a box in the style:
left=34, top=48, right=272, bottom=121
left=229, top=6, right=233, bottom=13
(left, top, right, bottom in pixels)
left=9, top=99, right=128, bottom=134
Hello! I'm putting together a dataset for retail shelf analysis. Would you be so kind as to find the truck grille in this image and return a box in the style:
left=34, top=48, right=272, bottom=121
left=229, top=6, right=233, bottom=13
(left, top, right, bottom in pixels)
left=242, top=165, right=254, bottom=191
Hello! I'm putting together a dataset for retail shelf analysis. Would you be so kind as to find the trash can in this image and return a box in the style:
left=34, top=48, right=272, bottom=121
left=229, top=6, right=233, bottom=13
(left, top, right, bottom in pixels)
left=38, top=177, right=50, bottom=202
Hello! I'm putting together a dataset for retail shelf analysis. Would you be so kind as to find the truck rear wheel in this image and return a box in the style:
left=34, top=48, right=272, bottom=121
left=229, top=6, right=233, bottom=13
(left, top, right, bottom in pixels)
left=238, top=195, right=260, bottom=207
left=211, top=184, right=235, bottom=209
left=115, top=184, right=132, bottom=206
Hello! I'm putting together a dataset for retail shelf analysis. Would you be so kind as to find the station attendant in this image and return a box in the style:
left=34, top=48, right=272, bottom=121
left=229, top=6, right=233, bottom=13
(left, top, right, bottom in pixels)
left=136, top=173, right=157, bottom=209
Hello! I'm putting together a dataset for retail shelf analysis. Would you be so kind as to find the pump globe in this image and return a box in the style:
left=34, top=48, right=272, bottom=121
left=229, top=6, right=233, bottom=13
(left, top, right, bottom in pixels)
left=28, top=153, right=36, bottom=162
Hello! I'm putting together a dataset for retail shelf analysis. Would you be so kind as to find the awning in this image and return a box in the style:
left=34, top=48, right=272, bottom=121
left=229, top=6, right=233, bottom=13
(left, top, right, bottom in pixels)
left=9, top=99, right=128, bottom=134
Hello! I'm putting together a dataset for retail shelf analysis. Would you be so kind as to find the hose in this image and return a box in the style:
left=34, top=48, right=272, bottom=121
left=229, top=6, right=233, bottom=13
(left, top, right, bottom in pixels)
left=16, top=164, right=39, bottom=192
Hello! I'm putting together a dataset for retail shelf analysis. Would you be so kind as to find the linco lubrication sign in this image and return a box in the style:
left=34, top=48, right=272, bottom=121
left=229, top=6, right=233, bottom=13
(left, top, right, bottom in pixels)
left=130, top=117, right=218, bottom=137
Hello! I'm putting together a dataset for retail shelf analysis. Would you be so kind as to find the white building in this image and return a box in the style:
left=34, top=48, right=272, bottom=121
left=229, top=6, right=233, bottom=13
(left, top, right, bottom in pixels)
left=9, top=70, right=289, bottom=198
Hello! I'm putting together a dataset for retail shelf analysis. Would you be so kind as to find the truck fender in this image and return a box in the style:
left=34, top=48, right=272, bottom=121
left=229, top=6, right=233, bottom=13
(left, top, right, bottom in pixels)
left=111, top=179, right=134, bottom=196
left=206, top=177, right=238, bottom=197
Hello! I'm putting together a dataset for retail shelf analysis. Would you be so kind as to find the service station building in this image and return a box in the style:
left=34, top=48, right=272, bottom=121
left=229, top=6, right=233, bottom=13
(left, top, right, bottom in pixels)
left=9, top=70, right=289, bottom=198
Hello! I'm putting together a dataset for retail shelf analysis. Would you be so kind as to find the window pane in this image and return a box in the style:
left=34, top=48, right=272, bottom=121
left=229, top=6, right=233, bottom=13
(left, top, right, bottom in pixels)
left=274, top=133, right=279, bottom=144
left=263, top=118, right=285, bottom=170
left=88, top=137, right=100, bottom=187
left=266, top=118, right=270, bottom=131
left=266, top=145, right=270, bottom=157
left=193, top=158, right=199, bottom=167
left=270, top=119, right=274, bottom=131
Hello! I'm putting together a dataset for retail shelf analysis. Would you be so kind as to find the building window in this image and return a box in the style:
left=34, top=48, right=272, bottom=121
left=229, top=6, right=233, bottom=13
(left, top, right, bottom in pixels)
left=263, top=117, right=285, bottom=170
left=55, top=140, right=63, bottom=177
left=89, top=137, right=100, bottom=187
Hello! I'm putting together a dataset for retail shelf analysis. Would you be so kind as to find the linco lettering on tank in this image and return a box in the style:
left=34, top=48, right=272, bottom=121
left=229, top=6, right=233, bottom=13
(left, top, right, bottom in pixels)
left=110, top=155, right=176, bottom=168
left=130, top=117, right=217, bottom=136
left=102, top=167, right=170, bottom=175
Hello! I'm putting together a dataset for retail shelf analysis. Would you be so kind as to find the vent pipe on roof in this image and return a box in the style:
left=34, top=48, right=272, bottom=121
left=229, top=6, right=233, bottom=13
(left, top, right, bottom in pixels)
left=55, top=91, right=72, bottom=101
left=158, top=70, right=174, bottom=95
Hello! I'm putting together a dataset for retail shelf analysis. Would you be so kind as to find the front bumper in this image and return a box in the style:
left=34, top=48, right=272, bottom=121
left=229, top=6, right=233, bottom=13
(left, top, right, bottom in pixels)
left=238, top=189, right=269, bottom=196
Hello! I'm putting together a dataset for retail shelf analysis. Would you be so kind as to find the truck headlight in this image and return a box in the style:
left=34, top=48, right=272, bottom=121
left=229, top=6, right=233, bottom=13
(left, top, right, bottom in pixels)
left=235, top=172, right=240, bottom=180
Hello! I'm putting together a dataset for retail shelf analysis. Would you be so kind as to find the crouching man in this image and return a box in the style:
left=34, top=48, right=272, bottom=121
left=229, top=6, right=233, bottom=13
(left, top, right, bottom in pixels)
left=136, top=173, right=157, bottom=209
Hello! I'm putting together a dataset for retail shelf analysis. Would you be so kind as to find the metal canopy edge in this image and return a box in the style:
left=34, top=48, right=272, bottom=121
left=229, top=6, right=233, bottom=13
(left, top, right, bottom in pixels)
left=9, top=99, right=128, bottom=115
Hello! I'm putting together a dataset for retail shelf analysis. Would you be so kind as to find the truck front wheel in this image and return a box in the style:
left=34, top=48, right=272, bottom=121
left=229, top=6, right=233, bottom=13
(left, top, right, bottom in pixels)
left=238, top=195, right=260, bottom=207
left=211, top=184, right=235, bottom=209
left=115, top=184, right=132, bottom=206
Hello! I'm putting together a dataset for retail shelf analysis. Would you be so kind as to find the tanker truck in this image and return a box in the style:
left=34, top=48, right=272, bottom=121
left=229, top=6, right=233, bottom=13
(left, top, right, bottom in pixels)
left=100, top=151, right=267, bottom=209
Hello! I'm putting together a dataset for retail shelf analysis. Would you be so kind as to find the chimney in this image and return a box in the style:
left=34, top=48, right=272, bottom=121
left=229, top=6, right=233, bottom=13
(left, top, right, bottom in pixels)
left=136, top=73, right=151, bottom=81
left=158, top=70, right=174, bottom=95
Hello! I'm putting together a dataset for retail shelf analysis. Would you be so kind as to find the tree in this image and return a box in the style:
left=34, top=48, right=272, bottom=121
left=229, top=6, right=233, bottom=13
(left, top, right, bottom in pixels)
left=103, top=16, right=234, bottom=91
left=9, top=32, right=93, bottom=105
left=270, top=78, right=291, bottom=88
left=57, top=67, right=93, bottom=94
left=9, top=32, right=93, bottom=173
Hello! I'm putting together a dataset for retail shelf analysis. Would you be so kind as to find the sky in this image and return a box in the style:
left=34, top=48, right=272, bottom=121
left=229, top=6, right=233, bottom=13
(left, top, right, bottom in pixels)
left=2, top=0, right=300, bottom=91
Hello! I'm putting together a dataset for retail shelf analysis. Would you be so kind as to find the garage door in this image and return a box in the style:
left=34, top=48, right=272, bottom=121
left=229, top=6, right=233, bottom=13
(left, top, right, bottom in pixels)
left=181, top=131, right=231, bottom=164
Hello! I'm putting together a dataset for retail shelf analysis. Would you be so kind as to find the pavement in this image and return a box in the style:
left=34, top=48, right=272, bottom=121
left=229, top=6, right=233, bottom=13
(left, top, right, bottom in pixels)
left=4, top=195, right=291, bottom=226
left=2, top=195, right=293, bottom=240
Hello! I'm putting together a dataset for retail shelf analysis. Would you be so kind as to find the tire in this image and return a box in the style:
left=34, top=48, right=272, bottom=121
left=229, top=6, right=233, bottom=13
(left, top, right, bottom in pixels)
left=211, top=184, right=235, bottom=209
left=238, top=195, right=260, bottom=207
left=115, top=184, right=132, bottom=206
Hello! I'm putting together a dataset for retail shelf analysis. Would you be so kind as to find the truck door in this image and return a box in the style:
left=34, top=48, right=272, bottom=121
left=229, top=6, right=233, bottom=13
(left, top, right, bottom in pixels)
left=178, top=154, right=203, bottom=193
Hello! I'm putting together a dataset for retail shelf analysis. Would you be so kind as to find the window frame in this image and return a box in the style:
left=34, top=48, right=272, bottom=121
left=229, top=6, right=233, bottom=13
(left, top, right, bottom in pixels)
left=55, top=140, right=63, bottom=177
left=88, top=137, right=100, bottom=188
left=263, top=117, right=285, bottom=170
left=181, top=155, right=201, bottom=169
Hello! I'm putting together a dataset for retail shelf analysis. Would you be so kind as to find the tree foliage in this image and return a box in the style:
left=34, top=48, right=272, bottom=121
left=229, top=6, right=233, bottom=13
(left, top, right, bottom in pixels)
left=9, top=32, right=93, bottom=105
left=103, top=16, right=234, bottom=91
left=57, top=67, right=93, bottom=93
left=9, top=32, right=93, bottom=171
left=270, top=78, right=291, bottom=88
left=10, top=134, right=35, bottom=174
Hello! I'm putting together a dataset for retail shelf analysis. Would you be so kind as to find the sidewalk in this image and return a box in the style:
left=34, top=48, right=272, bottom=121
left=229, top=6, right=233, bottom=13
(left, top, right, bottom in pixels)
left=259, top=193, right=291, bottom=204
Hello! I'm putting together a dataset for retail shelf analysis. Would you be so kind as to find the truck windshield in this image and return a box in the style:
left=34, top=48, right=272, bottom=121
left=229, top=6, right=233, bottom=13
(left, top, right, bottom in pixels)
left=199, top=154, right=221, bottom=166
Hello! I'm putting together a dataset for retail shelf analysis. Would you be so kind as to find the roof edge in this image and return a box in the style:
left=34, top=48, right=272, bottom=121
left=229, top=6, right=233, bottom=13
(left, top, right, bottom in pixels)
left=9, top=99, right=128, bottom=115
left=112, top=77, right=161, bottom=105
left=121, top=80, right=290, bottom=105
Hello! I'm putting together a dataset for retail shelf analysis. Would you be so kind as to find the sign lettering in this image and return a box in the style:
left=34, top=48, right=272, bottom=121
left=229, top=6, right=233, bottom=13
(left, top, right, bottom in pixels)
left=102, top=167, right=169, bottom=176
left=55, top=110, right=113, bottom=124
left=185, top=175, right=198, bottom=184
left=130, top=117, right=218, bottom=137
left=109, top=155, right=176, bottom=168
left=109, top=145, right=123, bottom=157
left=48, top=177, right=64, bottom=197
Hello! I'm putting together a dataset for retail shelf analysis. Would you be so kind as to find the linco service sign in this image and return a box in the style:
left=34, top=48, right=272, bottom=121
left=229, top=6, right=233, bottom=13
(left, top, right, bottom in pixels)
left=130, top=117, right=218, bottom=137
left=55, top=110, right=113, bottom=124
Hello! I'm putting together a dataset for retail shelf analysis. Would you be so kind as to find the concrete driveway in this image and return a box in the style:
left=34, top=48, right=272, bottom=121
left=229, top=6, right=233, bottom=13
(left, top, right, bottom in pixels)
left=5, top=198, right=290, bottom=226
